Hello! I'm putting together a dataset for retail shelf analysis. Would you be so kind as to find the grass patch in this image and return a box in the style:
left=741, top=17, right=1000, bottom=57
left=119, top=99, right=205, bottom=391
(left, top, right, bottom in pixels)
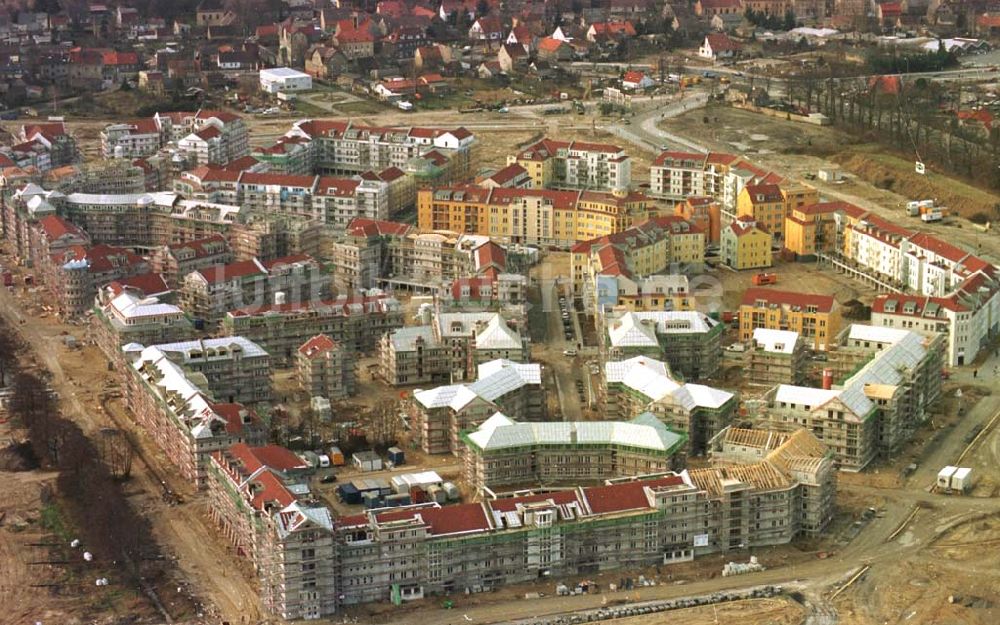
left=40, top=501, right=73, bottom=542
left=291, top=99, right=334, bottom=117
left=337, top=100, right=387, bottom=115
left=415, top=92, right=476, bottom=111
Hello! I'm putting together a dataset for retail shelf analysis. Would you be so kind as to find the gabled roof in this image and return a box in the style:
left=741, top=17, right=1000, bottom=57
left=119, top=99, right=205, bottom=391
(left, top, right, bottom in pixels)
left=37, top=214, right=87, bottom=242
left=298, top=334, right=337, bottom=358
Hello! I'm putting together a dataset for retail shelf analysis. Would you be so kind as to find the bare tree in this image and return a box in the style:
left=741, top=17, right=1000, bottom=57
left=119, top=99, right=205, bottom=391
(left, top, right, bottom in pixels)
left=363, top=398, right=402, bottom=451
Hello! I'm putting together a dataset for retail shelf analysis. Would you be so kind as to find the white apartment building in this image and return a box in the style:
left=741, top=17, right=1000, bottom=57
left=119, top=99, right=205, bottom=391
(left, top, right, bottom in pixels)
left=565, top=141, right=631, bottom=190
left=101, top=119, right=163, bottom=159
left=283, top=120, right=475, bottom=175
left=841, top=211, right=999, bottom=366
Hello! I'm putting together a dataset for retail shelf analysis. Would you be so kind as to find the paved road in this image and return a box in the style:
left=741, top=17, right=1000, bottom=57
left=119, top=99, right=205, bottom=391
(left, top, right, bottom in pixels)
left=601, top=90, right=710, bottom=155
left=535, top=277, right=586, bottom=420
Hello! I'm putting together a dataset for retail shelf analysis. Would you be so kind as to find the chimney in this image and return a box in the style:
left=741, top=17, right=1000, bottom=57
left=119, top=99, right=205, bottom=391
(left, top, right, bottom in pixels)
left=822, top=368, right=833, bottom=390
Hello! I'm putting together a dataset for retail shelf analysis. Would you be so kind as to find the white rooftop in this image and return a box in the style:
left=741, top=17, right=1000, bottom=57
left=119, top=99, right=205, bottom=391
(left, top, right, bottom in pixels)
left=474, top=315, right=523, bottom=350
left=151, top=336, right=269, bottom=360
left=605, top=356, right=733, bottom=410
left=261, top=67, right=311, bottom=79
left=389, top=325, right=438, bottom=351
left=846, top=324, right=911, bottom=345
left=465, top=412, right=685, bottom=454
left=752, top=328, right=800, bottom=354
left=107, top=291, right=183, bottom=322
left=412, top=384, right=480, bottom=411
left=607, top=311, right=718, bottom=347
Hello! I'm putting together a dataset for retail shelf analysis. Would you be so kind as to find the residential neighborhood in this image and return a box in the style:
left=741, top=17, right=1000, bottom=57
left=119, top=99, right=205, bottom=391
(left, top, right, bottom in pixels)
left=1, top=0, right=1000, bottom=624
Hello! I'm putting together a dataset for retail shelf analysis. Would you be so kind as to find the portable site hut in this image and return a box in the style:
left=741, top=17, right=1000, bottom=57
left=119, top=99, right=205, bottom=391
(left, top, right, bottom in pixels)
left=353, top=450, right=383, bottom=471
left=937, top=466, right=957, bottom=489
left=328, top=446, right=345, bottom=466
left=387, top=446, right=405, bottom=465
left=390, top=471, right=443, bottom=494
left=951, top=467, right=973, bottom=492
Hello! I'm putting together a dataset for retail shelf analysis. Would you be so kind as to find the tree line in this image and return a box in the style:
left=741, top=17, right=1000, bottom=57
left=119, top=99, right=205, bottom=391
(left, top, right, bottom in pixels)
left=0, top=323, right=183, bottom=617
left=773, top=57, right=1000, bottom=191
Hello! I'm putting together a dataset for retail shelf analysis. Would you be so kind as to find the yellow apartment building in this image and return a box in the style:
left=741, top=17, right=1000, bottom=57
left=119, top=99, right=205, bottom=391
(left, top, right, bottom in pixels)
left=417, top=186, right=646, bottom=247
left=739, top=288, right=841, bottom=350
left=784, top=201, right=845, bottom=257
left=722, top=216, right=772, bottom=270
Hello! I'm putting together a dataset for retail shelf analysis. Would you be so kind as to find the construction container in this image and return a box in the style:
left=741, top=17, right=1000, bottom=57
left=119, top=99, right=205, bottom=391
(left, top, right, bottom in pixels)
left=426, top=484, right=447, bottom=505
left=352, top=451, right=383, bottom=472
left=387, top=446, right=405, bottom=466
left=353, top=478, right=391, bottom=496
left=337, top=483, right=362, bottom=505
left=442, top=482, right=460, bottom=501
left=951, top=467, right=973, bottom=492
left=937, top=466, right=957, bottom=489
left=409, top=486, right=427, bottom=504
left=362, top=491, right=382, bottom=509
left=384, top=493, right=412, bottom=507
left=390, top=471, right=443, bottom=494
left=751, top=272, right=778, bottom=286
left=328, top=446, right=345, bottom=466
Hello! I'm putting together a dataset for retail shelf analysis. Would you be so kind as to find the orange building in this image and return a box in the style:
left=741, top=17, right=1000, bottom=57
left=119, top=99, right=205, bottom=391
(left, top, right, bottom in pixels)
left=675, top=196, right=721, bottom=244
left=783, top=201, right=850, bottom=257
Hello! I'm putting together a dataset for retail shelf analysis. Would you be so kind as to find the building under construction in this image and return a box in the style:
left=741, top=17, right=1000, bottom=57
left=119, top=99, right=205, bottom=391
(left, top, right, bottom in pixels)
left=761, top=324, right=944, bottom=471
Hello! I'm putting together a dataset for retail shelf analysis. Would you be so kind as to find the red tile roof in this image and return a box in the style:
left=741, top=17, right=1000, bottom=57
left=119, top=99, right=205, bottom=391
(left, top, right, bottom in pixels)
left=83, top=244, right=146, bottom=274
left=583, top=475, right=685, bottom=514
left=347, top=217, right=412, bottom=237
left=167, top=234, right=229, bottom=258
left=705, top=33, right=741, bottom=52
left=112, top=272, right=170, bottom=295
left=102, top=50, right=138, bottom=65
left=488, top=490, right=581, bottom=513
left=744, top=183, right=783, bottom=203
left=213, top=402, right=260, bottom=435
left=537, top=37, right=567, bottom=53
left=249, top=469, right=297, bottom=510
left=420, top=503, right=492, bottom=536
left=622, top=70, right=647, bottom=84
left=315, top=176, right=360, bottom=196
left=485, top=163, right=527, bottom=185
left=230, top=442, right=309, bottom=474
left=37, top=214, right=87, bottom=242
left=740, top=287, right=835, bottom=311
left=299, top=334, right=337, bottom=358
left=474, top=241, right=506, bottom=273
left=197, top=259, right=266, bottom=283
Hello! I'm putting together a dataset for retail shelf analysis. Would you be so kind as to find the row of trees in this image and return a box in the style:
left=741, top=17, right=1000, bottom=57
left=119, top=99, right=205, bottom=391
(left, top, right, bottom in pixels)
left=744, top=8, right=798, bottom=31
left=0, top=322, right=180, bottom=617
left=773, top=59, right=1000, bottom=191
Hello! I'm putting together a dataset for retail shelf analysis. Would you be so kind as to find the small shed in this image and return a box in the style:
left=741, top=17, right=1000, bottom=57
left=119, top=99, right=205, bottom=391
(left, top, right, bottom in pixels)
left=353, top=451, right=383, bottom=472
left=387, top=446, right=405, bottom=466
left=817, top=167, right=842, bottom=182
left=328, top=446, right=345, bottom=466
